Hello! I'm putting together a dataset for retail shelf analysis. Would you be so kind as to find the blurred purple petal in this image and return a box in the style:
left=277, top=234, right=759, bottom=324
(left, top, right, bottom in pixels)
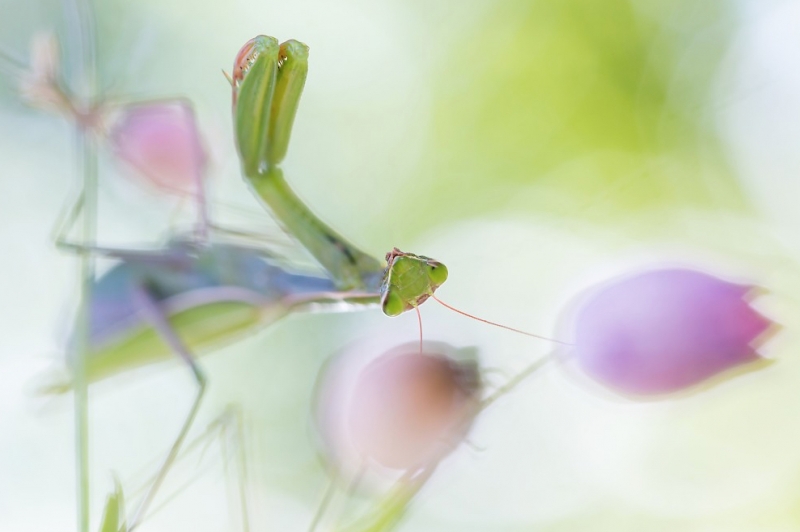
left=571, top=268, right=774, bottom=396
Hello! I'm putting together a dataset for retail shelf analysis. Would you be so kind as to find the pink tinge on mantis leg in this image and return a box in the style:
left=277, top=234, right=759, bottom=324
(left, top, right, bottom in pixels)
left=109, top=101, right=207, bottom=195
left=569, top=268, right=778, bottom=396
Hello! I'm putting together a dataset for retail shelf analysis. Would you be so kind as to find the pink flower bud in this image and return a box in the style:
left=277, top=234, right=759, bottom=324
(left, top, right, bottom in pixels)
left=109, top=101, right=207, bottom=194
left=569, top=268, right=775, bottom=396
left=315, top=343, right=481, bottom=473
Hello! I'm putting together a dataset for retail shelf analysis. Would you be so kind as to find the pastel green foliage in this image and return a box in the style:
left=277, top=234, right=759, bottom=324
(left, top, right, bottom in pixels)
left=234, top=36, right=280, bottom=174
left=268, top=39, right=309, bottom=165
left=402, top=0, right=747, bottom=234
left=98, top=480, right=126, bottom=532
left=380, top=249, right=448, bottom=317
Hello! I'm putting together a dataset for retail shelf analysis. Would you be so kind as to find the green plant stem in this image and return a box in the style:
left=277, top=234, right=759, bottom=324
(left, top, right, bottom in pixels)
left=63, top=0, right=97, bottom=530
left=0, top=46, right=24, bottom=78
left=308, top=468, right=339, bottom=532
left=73, top=130, right=97, bottom=532
left=481, top=354, right=555, bottom=410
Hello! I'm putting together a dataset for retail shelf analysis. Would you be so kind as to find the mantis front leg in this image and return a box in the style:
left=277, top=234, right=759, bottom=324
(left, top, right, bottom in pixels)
left=231, top=36, right=385, bottom=293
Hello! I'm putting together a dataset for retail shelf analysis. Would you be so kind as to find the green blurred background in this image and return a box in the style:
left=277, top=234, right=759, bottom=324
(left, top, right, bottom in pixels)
left=3, top=0, right=800, bottom=530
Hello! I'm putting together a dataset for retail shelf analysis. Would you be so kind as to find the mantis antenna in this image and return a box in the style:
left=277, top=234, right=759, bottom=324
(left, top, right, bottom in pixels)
left=415, top=306, right=423, bottom=356
left=431, top=295, right=572, bottom=346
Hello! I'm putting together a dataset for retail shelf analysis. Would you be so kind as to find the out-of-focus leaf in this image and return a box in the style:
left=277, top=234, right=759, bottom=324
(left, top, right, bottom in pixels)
left=98, top=479, right=126, bottom=532
left=405, top=0, right=748, bottom=232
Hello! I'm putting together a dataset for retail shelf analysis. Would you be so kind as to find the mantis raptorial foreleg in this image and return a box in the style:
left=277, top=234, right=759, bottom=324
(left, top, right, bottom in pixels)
left=266, top=40, right=308, bottom=166
left=232, top=37, right=385, bottom=292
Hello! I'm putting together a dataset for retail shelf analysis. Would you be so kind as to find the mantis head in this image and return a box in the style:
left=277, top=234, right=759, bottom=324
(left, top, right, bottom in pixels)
left=380, top=248, right=449, bottom=317
left=231, top=35, right=309, bottom=173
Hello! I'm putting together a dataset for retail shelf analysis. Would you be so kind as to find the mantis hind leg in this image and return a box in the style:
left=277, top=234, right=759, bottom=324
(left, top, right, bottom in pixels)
left=51, top=183, right=210, bottom=258
left=50, top=190, right=155, bottom=258
left=125, top=404, right=251, bottom=532
left=127, top=284, right=208, bottom=531
left=94, top=405, right=251, bottom=532
left=51, top=193, right=192, bottom=264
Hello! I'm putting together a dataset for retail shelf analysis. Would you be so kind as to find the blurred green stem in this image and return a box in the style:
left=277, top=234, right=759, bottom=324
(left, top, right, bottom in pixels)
left=337, top=466, right=436, bottom=532
left=0, top=46, right=24, bottom=78
left=481, top=353, right=555, bottom=409
left=73, top=129, right=97, bottom=532
left=63, top=0, right=97, bottom=530
left=308, top=468, right=339, bottom=532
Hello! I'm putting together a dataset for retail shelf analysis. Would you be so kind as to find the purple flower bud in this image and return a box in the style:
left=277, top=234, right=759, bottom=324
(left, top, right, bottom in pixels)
left=109, top=101, right=207, bottom=194
left=315, top=343, right=481, bottom=473
left=569, top=268, right=775, bottom=396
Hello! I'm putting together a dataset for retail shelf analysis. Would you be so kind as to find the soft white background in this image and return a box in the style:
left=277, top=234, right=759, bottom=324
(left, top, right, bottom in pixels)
left=2, top=0, right=800, bottom=531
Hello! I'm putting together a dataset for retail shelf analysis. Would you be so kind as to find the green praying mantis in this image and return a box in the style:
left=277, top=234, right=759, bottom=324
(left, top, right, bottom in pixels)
left=50, top=35, right=452, bottom=530
left=16, top=26, right=559, bottom=531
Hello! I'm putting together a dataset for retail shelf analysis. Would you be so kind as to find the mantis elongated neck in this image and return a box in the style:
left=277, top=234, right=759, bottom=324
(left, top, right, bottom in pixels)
left=245, top=167, right=385, bottom=291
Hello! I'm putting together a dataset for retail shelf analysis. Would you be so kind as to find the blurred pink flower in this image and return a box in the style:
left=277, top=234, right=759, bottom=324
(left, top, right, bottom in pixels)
left=570, top=268, right=775, bottom=396
left=18, top=32, right=66, bottom=113
left=315, top=343, right=481, bottom=473
left=109, top=101, right=207, bottom=194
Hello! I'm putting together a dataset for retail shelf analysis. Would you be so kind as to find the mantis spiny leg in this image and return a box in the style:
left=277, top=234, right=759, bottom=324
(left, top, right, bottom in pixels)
left=232, top=36, right=386, bottom=291
left=234, top=36, right=279, bottom=175
left=267, top=40, right=309, bottom=166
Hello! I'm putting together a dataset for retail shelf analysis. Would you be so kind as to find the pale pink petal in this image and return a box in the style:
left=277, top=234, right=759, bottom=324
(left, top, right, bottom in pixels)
left=315, top=343, right=480, bottom=472
left=110, top=101, right=207, bottom=194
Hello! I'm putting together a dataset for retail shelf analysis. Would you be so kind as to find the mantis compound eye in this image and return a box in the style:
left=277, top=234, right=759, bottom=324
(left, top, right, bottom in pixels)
left=427, top=261, right=448, bottom=286
left=381, top=289, right=405, bottom=317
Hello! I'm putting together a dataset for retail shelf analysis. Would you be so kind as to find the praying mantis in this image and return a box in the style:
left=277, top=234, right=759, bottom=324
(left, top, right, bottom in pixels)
left=1, top=3, right=780, bottom=526
left=48, top=34, right=520, bottom=531
left=3, top=9, right=557, bottom=525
